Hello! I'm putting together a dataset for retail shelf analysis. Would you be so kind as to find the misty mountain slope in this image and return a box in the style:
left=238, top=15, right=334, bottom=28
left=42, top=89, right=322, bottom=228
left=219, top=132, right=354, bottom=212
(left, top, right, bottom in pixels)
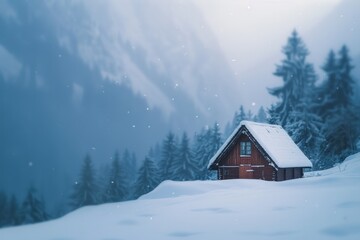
left=1, top=153, right=360, bottom=240
left=0, top=0, right=237, bottom=206
left=46, top=0, right=239, bottom=120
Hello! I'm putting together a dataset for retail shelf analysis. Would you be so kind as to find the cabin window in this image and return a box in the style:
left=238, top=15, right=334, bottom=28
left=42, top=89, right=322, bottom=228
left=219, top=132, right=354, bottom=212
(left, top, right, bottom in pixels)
left=240, top=141, right=251, bottom=156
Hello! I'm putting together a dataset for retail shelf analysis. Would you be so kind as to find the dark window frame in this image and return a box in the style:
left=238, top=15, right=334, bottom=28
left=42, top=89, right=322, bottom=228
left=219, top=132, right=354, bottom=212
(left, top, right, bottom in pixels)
left=240, top=141, right=251, bottom=156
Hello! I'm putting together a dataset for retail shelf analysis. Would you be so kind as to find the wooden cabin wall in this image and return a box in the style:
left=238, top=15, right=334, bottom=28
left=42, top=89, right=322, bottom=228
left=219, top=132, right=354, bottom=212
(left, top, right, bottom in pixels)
left=219, top=134, right=275, bottom=181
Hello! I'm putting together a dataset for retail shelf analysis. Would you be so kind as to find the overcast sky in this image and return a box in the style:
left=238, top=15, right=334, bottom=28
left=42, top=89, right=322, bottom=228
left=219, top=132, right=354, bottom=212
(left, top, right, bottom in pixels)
left=195, top=0, right=359, bottom=111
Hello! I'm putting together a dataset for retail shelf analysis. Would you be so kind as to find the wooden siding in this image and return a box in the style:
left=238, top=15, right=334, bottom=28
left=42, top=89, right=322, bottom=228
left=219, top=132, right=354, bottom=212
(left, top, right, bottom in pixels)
left=217, top=133, right=275, bottom=181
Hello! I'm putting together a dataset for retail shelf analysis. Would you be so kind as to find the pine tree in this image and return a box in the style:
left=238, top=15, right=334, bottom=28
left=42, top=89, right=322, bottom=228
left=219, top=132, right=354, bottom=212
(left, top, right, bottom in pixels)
left=285, top=100, right=324, bottom=162
left=268, top=30, right=323, bottom=163
left=225, top=105, right=247, bottom=137
left=246, top=110, right=253, bottom=121
left=122, top=149, right=137, bottom=187
left=103, top=152, right=127, bottom=202
left=257, top=106, right=267, bottom=123
left=133, top=155, right=160, bottom=199
left=170, top=132, right=197, bottom=181
left=316, top=46, right=359, bottom=168
left=20, top=187, right=49, bottom=224
left=159, top=132, right=177, bottom=181
left=70, top=154, right=97, bottom=209
left=193, top=123, right=223, bottom=180
left=268, top=30, right=315, bottom=127
left=152, top=143, right=162, bottom=164
left=320, top=107, right=358, bottom=168
left=267, top=104, right=280, bottom=124
left=336, top=46, right=355, bottom=107
left=233, top=105, right=246, bottom=128
left=193, top=128, right=210, bottom=180
left=209, top=123, right=223, bottom=155
left=0, top=191, right=8, bottom=227
left=315, top=50, right=338, bottom=119
left=8, top=195, right=21, bottom=226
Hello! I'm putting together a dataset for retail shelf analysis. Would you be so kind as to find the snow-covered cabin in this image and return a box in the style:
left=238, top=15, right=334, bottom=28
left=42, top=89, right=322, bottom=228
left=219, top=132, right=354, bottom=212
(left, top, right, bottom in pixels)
left=208, top=121, right=312, bottom=181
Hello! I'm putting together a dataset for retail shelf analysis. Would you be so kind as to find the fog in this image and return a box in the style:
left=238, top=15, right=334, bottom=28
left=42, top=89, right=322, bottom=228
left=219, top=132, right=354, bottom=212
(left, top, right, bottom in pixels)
left=0, top=0, right=359, bottom=220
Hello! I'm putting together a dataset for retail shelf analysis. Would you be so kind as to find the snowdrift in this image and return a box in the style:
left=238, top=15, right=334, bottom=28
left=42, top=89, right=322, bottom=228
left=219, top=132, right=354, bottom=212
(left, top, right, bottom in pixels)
left=1, top=153, right=360, bottom=240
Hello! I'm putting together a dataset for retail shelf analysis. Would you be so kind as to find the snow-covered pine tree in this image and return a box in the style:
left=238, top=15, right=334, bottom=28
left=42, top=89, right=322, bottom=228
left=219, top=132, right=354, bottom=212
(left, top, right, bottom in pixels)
left=317, top=46, right=359, bottom=168
left=268, top=30, right=315, bottom=127
left=103, top=151, right=127, bottom=202
left=170, top=132, right=197, bottom=181
left=159, top=132, right=177, bottom=181
left=285, top=100, right=324, bottom=163
left=133, top=154, right=160, bottom=199
left=268, top=30, right=322, bottom=163
left=267, top=104, right=280, bottom=124
left=284, top=61, right=323, bottom=161
left=70, top=154, right=98, bottom=209
left=20, top=187, right=49, bottom=224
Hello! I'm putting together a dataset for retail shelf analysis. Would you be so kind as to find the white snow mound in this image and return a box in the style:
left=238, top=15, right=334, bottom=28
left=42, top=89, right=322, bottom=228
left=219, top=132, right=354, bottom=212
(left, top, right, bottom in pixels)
left=1, top=153, right=360, bottom=240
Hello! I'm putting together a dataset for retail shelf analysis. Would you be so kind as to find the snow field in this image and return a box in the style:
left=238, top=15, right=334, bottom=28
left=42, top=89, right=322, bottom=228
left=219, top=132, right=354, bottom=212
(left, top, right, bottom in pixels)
left=1, top=153, right=360, bottom=240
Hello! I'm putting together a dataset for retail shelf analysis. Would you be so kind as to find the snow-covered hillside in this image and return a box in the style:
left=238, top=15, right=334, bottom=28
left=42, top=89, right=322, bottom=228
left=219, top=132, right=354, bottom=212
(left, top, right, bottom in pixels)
left=1, top=153, right=360, bottom=240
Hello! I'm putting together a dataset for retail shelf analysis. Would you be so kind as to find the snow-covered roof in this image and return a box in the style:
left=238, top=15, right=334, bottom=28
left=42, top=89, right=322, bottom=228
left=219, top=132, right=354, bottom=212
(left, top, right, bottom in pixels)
left=208, top=121, right=313, bottom=169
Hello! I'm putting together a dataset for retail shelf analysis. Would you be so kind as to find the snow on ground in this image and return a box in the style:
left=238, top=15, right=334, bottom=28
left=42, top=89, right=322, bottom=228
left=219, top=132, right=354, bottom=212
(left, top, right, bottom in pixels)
left=1, top=153, right=360, bottom=240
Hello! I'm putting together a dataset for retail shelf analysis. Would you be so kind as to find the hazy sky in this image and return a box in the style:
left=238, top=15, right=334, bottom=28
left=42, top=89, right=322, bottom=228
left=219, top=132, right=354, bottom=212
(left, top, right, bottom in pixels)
left=195, top=0, right=358, bottom=112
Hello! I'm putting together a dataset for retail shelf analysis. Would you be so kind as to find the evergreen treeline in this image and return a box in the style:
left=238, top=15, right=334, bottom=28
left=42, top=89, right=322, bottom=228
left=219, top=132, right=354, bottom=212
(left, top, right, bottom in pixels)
left=70, top=123, right=225, bottom=208
left=0, top=187, right=49, bottom=228
left=269, top=30, right=360, bottom=169
left=1, top=30, right=359, bottom=230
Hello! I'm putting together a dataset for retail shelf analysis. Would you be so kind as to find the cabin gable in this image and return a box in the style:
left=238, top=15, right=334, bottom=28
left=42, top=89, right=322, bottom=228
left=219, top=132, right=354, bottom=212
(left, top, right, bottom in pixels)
left=217, top=128, right=276, bottom=181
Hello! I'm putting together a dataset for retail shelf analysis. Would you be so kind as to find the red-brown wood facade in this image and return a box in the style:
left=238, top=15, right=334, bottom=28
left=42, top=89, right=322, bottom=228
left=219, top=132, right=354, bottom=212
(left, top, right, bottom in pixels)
left=212, top=127, right=304, bottom=181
